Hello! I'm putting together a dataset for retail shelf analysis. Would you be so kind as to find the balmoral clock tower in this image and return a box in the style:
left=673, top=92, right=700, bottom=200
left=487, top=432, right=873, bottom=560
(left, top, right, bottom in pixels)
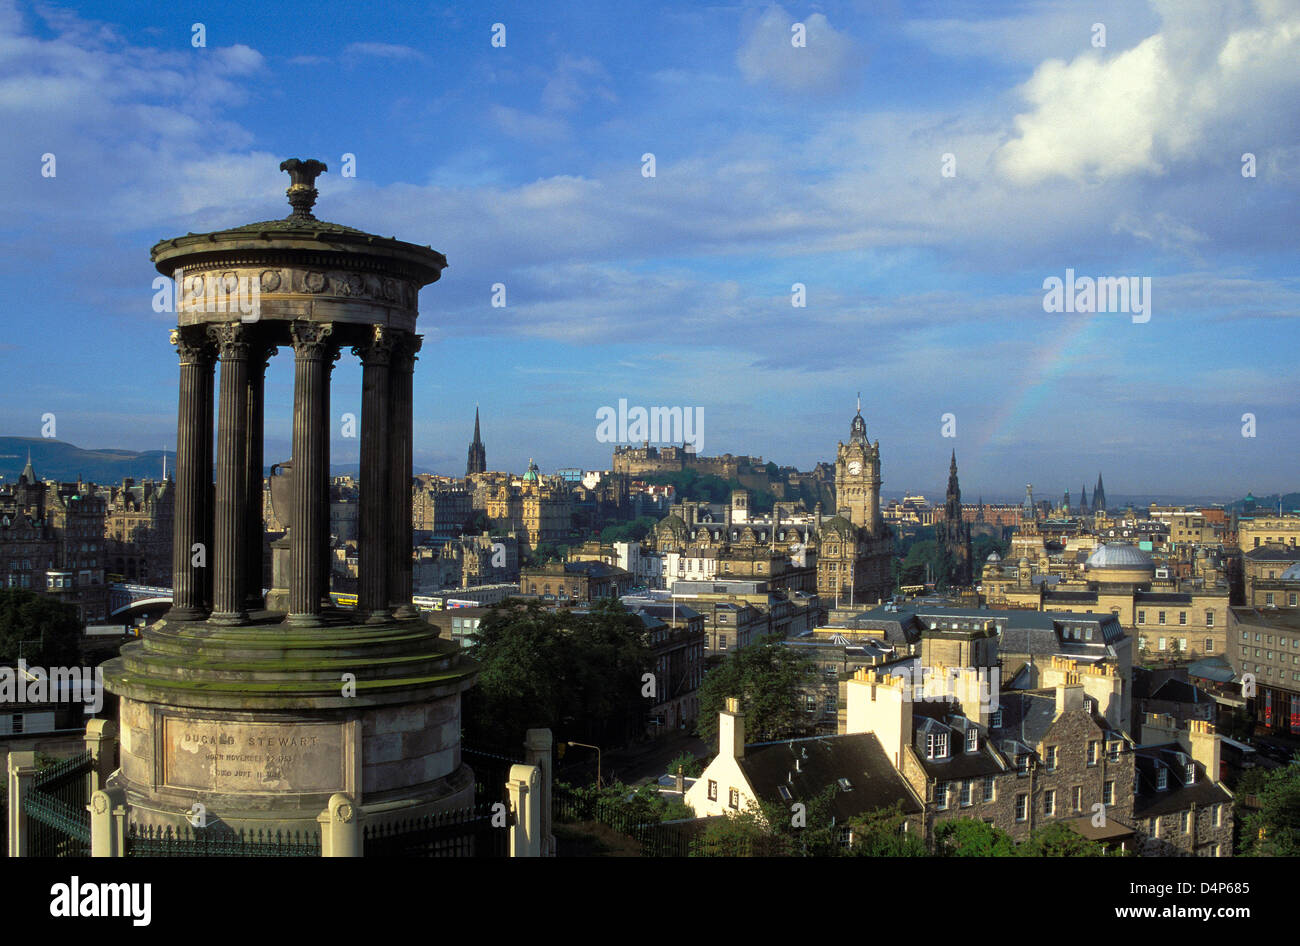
left=835, top=395, right=882, bottom=533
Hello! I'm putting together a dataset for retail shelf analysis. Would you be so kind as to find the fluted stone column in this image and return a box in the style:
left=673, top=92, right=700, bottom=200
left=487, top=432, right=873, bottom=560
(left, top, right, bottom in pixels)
left=320, top=345, right=339, bottom=606
left=244, top=337, right=276, bottom=611
left=355, top=326, right=394, bottom=623
left=388, top=333, right=420, bottom=618
left=210, top=323, right=251, bottom=625
left=287, top=322, right=333, bottom=627
left=167, top=328, right=215, bottom=621
left=200, top=335, right=215, bottom=613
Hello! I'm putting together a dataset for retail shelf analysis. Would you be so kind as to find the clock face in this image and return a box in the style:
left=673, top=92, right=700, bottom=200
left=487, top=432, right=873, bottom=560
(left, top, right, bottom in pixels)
left=847, top=461, right=862, bottom=476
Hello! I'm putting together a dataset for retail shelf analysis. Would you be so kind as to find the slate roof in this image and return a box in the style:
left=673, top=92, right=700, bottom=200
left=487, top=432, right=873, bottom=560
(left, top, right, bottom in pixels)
left=1132, top=746, right=1232, bottom=819
left=738, top=733, right=923, bottom=821
left=1243, top=546, right=1300, bottom=562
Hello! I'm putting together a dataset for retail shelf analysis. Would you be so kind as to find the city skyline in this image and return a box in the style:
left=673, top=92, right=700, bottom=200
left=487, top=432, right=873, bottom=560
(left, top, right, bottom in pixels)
left=0, top=1, right=1297, bottom=494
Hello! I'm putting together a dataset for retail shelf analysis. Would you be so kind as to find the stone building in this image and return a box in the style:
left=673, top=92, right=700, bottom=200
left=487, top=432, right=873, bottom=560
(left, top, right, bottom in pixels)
left=484, top=460, right=572, bottom=551
left=0, top=458, right=107, bottom=622
left=622, top=595, right=707, bottom=732
left=465, top=406, right=486, bottom=476
left=102, top=476, right=174, bottom=583
left=937, top=451, right=973, bottom=586
left=1132, top=717, right=1234, bottom=856
left=519, top=560, right=633, bottom=603
left=817, top=401, right=893, bottom=606
left=412, top=474, right=471, bottom=544
left=1228, top=605, right=1300, bottom=736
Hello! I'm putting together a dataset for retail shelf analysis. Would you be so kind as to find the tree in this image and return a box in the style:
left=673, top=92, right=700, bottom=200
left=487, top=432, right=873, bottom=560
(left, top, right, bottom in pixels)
left=842, top=803, right=929, bottom=857
left=1240, top=756, right=1300, bottom=856
left=0, top=589, right=82, bottom=667
left=696, top=634, right=816, bottom=745
left=665, top=750, right=705, bottom=779
left=463, top=598, right=652, bottom=748
left=1017, top=821, right=1107, bottom=857
left=692, top=786, right=841, bottom=856
left=934, top=818, right=1017, bottom=856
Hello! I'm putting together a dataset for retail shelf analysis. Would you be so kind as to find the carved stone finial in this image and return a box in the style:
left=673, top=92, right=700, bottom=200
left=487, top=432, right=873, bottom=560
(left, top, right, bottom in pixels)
left=279, top=158, right=328, bottom=219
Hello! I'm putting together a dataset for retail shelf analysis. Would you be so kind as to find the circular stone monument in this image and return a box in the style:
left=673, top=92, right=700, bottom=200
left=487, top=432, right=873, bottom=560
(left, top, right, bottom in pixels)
left=101, top=159, right=479, bottom=834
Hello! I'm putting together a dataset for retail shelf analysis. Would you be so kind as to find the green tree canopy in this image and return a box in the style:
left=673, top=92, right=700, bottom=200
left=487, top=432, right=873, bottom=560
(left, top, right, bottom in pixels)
left=0, top=589, right=82, bottom=667
left=1240, top=755, right=1300, bottom=856
left=696, top=634, right=816, bottom=745
left=934, top=818, right=1018, bottom=856
left=1016, top=821, right=1108, bottom=857
left=463, top=598, right=652, bottom=748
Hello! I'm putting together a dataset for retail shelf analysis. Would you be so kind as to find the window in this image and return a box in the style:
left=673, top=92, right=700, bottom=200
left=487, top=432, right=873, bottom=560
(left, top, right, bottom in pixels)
left=1185, top=763, right=1195, bottom=785
left=966, top=728, right=978, bottom=753
left=1156, top=768, right=1168, bottom=791
left=1180, top=810, right=1190, bottom=833
left=1044, top=789, right=1055, bottom=816
left=12, top=714, right=22, bottom=734
left=1072, top=786, right=1082, bottom=812
left=936, top=782, right=950, bottom=810
left=1206, top=611, right=1214, bottom=627
left=1179, top=611, right=1187, bottom=625
left=1109, top=742, right=1121, bottom=762
left=1205, top=639, right=1213, bottom=653
left=1158, top=611, right=1166, bottom=625
left=1137, top=611, right=1146, bottom=625
left=707, top=780, right=717, bottom=801
left=728, top=788, right=739, bottom=810
left=719, top=635, right=727, bottom=650
left=1045, top=746, right=1058, bottom=771
left=983, top=776, right=996, bottom=803
left=961, top=781, right=973, bottom=807
left=1103, top=781, right=1114, bottom=806
left=1213, top=804, right=1222, bottom=827
left=1017, top=754, right=1030, bottom=775
left=926, top=731, right=949, bottom=760
left=1015, top=794, right=1028, bottom=822
left=1087, top=741, right=1098, bottom=766
left=1159, top=637, right=1167, bottom=651
left=991, top=710, right=1002, bottom=728
left=1267, top=593, right=1275, bottom=606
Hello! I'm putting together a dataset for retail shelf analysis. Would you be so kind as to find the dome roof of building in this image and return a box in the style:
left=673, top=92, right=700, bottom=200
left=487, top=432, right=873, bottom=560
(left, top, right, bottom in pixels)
left=1086, top=543, right=1154, bottom=569
left=819, top=515, right=857, bottom=539
left=522, top=458, right=539, bottom=483
left=1280, top=562, right=1300, bottom=581
left=986, top=550, right=1001, bottom=563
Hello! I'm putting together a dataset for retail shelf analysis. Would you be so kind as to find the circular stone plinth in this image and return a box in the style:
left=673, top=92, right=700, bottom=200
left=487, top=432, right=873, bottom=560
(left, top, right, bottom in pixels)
left=102, top=609, right=480, bottom=834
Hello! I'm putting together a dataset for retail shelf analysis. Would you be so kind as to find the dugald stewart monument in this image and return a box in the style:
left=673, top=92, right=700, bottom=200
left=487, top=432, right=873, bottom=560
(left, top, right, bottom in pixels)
left=102, top=159, right=479, bottom=833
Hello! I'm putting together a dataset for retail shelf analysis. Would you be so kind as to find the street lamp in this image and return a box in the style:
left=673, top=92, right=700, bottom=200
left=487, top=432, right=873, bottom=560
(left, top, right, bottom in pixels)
left=567, top=741, right=603, bottom=788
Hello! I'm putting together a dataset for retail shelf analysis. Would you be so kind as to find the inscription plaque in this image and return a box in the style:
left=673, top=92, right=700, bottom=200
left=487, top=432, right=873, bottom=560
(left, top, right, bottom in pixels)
left=163, top=716, right=348, bottom=794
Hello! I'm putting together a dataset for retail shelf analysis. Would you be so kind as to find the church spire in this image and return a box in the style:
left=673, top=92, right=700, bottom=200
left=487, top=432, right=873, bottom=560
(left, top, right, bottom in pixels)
left=466, top=405, right=486, bottom=476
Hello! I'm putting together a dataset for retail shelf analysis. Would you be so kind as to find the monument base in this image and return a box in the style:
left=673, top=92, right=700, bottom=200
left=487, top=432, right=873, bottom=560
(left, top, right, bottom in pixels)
left=101, top=609, right=479, bottom=835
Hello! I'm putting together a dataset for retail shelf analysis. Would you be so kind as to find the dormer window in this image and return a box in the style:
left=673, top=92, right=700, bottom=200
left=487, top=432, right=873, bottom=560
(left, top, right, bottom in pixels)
left=926, top=731, right=949, bottom=760
left=1083, top=698, right=1094, bottom=714
left=991, top=710, right=1003, bottom=729
left=1017, top=754, right=1030, bottom=775
left=1185, top=763, right=1195, bottom=785
left=1156, top=768, right=1168, bottom=791
left=966, top=728, right=978, bottom=753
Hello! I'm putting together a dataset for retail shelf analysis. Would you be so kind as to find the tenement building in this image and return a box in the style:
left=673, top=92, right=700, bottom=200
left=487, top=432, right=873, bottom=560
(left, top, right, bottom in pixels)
left=1228, top=605, right=1300, bottom=735
left=102, top=476, right=174, bottom=583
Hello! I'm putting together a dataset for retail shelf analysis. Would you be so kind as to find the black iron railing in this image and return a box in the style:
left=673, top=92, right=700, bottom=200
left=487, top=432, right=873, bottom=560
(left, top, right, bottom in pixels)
left=363, top=802, right=510, bottom=857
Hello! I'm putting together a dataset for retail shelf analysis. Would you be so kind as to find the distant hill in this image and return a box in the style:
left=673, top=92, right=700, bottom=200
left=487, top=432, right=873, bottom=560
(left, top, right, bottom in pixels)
left=0, top=437, right=173, bottom=485
left=0, top=436, right=370, bottom=485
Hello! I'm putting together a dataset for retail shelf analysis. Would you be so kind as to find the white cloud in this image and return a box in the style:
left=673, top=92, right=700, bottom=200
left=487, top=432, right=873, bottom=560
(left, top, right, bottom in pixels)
left=342, top=42, right=428, bottom=63
left=736, top=6, right=859, bottom=94
left=996, top=0, right=1300, bottom=184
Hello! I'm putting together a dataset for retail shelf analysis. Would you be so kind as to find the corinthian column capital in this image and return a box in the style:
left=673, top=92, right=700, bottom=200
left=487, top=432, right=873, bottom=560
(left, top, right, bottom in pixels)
left=207, top=322, right=250, bottom=360
left=289, top=321, right=335, bottom=358
left=352, top=324, right=396, bottom=366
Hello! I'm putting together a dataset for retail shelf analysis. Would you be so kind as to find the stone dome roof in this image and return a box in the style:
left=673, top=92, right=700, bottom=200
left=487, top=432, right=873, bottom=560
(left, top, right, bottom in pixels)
left=819, top=515, right=857, bottom=540
left=1086, top=543, right=1154, bottom=569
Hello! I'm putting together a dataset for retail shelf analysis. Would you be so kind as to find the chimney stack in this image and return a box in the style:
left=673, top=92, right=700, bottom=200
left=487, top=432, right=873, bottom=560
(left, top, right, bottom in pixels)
left=1054, top=672, right=1084, bottom=718
left=719, top=696, right=745, bottom=760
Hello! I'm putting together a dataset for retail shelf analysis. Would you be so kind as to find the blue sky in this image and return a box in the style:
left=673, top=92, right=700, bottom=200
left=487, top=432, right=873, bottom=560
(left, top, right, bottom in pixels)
left=0, top=0, right=1296, bottom=500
